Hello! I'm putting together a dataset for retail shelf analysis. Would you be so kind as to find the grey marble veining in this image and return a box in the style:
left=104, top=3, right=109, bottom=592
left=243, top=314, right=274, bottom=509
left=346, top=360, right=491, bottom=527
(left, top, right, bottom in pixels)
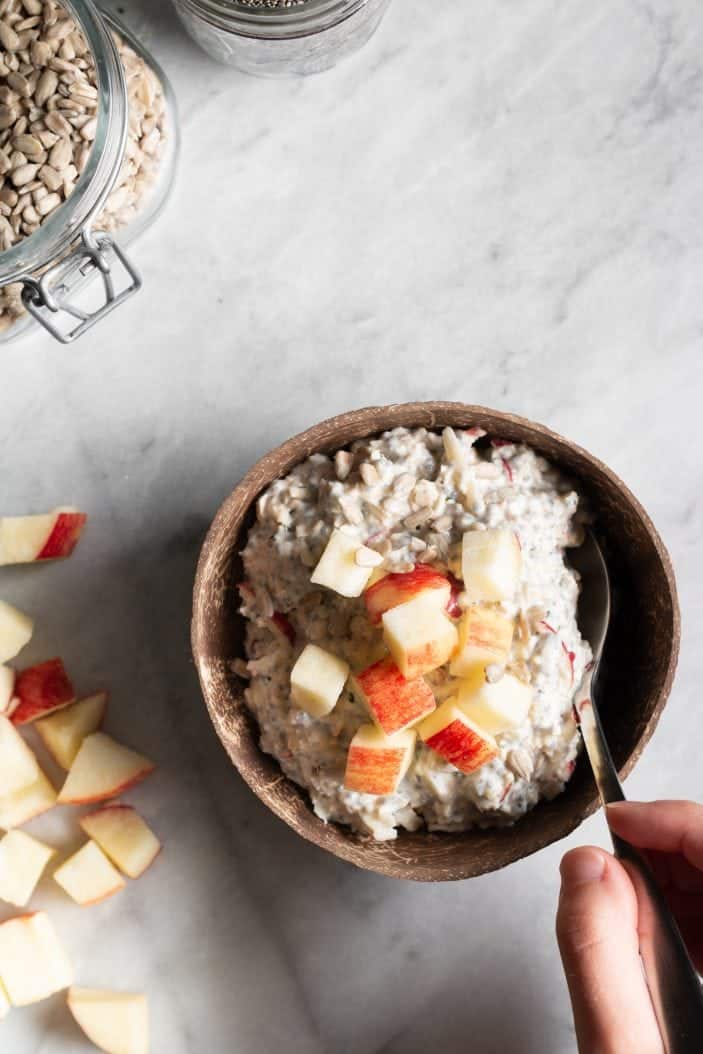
left=2, top=0, right=702, bottom=1050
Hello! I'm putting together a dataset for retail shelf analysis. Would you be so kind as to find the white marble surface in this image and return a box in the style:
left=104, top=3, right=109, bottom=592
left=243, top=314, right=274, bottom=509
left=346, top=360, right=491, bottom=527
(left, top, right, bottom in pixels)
left=2, top=0, right=702, bottom=1050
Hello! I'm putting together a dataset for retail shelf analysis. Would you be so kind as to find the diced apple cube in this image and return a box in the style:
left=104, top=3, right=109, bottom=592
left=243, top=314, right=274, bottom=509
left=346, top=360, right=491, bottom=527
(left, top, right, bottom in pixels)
left=344, top=723, right=416, bottom=795
left=461, top=528, right=522, bottom=602
left=382, top=593, right=458, bottom=679
left=11, top=657, right=76, bottom=725
left=79, top=805, right=161, bottom=880
left=0, top=714, right=39, bottom=796
left=449, top=606, right=514, bottom=677
left=351, top=656, right=436, bottom=735
left=364, top=565, right=451, bottom=624
left=68, top=987, right=149, bottom=1054
left=0, top=665, right=15, bottom=714
left=0, top=766, right=57, bottom=829
left=0, top=508, right=87, bottom=566
left=458, top=672, right=533, bottom=734
left=310, top=528, right=373, bottom=598
left=0, top=830, right=55, bottom=907
left=35, top=691, right=108, bottom=770
left=0, top=979, right=9, bottom=1019
left=290, top=644, right=350, bottom=718
left=58, top=733, right=155, bottom=805
left=419, top=699, right=498, bottom=773
left=0, top=912, right=73, bottom=1006
left=0, top=601, right=34, bottom=664
left=54, top=841, right=126, bottom=906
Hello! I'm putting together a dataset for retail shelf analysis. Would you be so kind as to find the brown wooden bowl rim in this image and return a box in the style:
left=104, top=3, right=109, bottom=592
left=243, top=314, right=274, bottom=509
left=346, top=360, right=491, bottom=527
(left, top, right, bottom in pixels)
left=192, top=402, right=680, bottom=881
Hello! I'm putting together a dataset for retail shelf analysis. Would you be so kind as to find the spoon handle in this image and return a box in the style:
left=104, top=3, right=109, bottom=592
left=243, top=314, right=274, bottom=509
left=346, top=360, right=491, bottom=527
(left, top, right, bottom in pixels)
left=574, top=671, right=703, bottom=1052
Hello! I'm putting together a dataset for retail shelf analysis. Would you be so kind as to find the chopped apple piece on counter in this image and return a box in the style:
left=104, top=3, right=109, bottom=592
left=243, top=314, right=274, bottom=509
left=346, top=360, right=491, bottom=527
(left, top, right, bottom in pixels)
left=458, top=672, right=533, bottom=734
left=54, top=841, right=125, bottom=906
left=461, top=528, right=521, bottom=602
left=364, top=565, right=452, bottom=624
left=0, top=765, right=57, bottom=829
left=351, top=656, right=436, bottom=735
left=0, top=714, right=39, bottom=796
left=36, top=691, right=108, bottom=770
left=382, top=593, right=458, bottom=679
left=0, top=508, right=87, bottom=566
left=290, top=644, right=350, bottom=718
left=0, top=979, right=9, bottom=1019
left=80, top=805, right=161, bottom=879
left=11, top=656, right=76, bottom=725
left=0, top=600, right=34, bottom=664
left=0, top=664, right=15, bottom=713
left=58, top=732, right=155, bottom=805
left=344, top=724, right=416, bottom=795
left=450, top=606, right=514, bottom=677
left=310, top=527, right=373, bottom=598
left=68, top=987, right=149, bottom=1054
left=0, top=830, right=55, bottom=907
left=0, top=912, right=73, bottom=1006
left=419, top=699, right=498, bottom=774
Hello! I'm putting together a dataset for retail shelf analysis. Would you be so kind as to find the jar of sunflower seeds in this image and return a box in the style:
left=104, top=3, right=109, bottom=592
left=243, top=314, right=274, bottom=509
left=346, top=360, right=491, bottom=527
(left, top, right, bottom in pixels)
left=0, top=0, right=178, bottom=343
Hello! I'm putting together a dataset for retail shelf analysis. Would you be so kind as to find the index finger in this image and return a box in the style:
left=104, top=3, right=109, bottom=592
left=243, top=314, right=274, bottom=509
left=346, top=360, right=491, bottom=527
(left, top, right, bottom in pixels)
left=607, top=801, right=703, bottom=870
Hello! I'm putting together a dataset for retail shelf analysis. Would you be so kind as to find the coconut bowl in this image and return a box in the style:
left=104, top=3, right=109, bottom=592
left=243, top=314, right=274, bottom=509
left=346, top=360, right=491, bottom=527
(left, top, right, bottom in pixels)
left=192, top=403, right=679, bottom=881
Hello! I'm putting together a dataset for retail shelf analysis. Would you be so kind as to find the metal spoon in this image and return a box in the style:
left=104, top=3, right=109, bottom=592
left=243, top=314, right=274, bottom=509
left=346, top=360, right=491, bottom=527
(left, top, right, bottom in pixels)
left=569, top=532, right=703, bottom=1051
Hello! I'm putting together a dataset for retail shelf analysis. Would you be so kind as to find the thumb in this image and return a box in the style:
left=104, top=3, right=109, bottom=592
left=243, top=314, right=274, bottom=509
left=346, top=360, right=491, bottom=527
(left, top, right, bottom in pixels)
left=556, top=846, right=663, bottom=1054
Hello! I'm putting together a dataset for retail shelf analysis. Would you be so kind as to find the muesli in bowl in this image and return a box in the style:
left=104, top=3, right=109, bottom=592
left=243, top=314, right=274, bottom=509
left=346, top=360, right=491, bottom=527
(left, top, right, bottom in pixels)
left=238, top=425, right=592, bottom=841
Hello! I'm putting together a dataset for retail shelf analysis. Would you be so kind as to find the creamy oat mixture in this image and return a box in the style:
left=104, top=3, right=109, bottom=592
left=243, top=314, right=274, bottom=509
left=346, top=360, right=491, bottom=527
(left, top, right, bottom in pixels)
left=239, top=426, right=591, bottom=841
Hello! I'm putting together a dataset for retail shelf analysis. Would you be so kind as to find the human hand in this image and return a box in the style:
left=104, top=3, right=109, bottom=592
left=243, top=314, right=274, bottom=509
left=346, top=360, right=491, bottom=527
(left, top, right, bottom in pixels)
left=556, top=800, right=703, bottom=1054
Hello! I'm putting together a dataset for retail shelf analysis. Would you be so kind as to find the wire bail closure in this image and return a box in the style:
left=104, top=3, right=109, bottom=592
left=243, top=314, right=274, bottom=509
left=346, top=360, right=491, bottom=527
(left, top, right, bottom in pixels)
left=20, top=228, right=142, bottom=344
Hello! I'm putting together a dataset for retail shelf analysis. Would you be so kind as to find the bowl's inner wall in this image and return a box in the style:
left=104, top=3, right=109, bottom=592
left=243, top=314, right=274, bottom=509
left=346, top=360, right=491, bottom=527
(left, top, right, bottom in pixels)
left=194, top=404, right=677, bottom=880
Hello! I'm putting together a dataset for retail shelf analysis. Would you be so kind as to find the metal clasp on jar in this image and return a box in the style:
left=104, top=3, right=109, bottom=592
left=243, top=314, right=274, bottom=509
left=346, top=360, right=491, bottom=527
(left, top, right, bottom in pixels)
left=19, top=227, right=142, bottom=344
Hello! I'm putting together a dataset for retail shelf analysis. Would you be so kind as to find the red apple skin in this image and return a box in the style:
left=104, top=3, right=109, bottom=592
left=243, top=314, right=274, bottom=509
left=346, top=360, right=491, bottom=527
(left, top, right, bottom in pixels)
left=270, top=612, right=295, bottom=646
left=61, top=767, right=155, bottom=806
left=344, top=745, right=406, bottom=795
left=36, top=513, right=87, bottom=560
left=424, top=719, right=498, bottom=774
left=354, top=657, right=435, bottom=735
left=11, top=658, right=76, bottom=725
left=364, top=565, right=451, bottom=624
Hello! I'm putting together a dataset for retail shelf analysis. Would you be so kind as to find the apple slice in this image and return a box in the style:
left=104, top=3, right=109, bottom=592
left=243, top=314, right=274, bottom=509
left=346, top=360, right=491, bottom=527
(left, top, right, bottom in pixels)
left=0, top=765, right=57, bottom=828
left=364, top=565, right=452, bottom=625
left=450, top=606, right=514, bottom=677
left=351, top=656, right=436, bottom=735
left=461, top=528, right=522, bottom=602
left=0, top=912, right=73, bottom=1006
left=290, top=644, right=350, bottom=718
left=58, top=733, right=155, bottom=805
left=419, top=699, right=498, bottom=773
left=0, top=601, right=34, bottom=664
left=0, top=830, right=55, bottom=907
left=68, top=987, right=149, bottom=1054
left=0, top=665, right=16, bottom=714
left=0, top=979, right=9, bottom=1019
left=11, top=657, right=76, bottom=725
left=344, top=723, right=416, bottom=795
left=35, top=691, right=108, bottom=770
left=0, top=714, right=39, bottom=796
left=54, top=840, right=126, bottom=906
left=310, top=528, right=373, bottom=598
left=0, top=508, right=87, bottom=566
left=80, top=805, right=161, bottom=879
left=382, top=592, right=458, bottom=679
left=457, top=672, right=533, bottom=734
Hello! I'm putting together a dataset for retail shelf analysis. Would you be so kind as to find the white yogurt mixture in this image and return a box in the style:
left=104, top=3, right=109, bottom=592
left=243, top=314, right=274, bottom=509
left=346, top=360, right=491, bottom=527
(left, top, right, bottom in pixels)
left=239, top=426, right=591, bottom=841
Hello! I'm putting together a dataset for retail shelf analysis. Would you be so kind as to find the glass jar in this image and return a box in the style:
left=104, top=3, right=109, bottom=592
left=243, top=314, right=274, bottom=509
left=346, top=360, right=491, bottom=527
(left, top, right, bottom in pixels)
left=0, top=1, right=179, bottom=343
left=172, top=0, right=393, bottom=77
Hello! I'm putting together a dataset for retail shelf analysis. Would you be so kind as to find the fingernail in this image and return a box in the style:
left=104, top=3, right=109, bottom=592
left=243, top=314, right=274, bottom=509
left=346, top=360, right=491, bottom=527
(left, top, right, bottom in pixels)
left=560, top=848, right=607, bottom=887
